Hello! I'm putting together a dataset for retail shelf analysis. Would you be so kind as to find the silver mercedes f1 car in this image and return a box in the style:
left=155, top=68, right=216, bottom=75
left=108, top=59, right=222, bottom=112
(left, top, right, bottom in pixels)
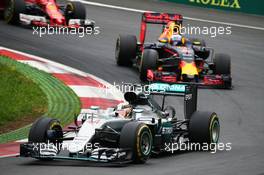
left=20, top=83, right=220, bottom=164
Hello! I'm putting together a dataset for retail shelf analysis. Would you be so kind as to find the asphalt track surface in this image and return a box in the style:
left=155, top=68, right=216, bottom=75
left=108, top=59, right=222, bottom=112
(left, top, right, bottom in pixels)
left=0, top=0, right=264, bottom=174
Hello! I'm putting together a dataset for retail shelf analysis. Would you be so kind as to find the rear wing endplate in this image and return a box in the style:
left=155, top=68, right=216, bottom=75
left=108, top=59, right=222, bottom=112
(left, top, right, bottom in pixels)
left=148, top=83, right=197, bottom=119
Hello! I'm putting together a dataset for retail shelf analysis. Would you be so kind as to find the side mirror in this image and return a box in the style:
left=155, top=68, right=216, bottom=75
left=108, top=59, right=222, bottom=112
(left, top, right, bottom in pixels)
left=124, top=92, right=138, bottom=104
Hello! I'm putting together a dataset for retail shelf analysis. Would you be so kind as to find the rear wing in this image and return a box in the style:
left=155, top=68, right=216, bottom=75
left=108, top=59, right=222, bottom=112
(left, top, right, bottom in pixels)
left=142, top=12, right=183, bottom=24
left=148, top=83, right=197, bottom=120
left=140, top=12, right=183, bottom=44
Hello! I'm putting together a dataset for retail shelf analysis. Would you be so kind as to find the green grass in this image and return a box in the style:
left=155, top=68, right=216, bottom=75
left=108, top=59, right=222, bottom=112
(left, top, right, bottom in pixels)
left=0, top=62, right=48, bottom=127
left=0, top=56, right=81, bottom=143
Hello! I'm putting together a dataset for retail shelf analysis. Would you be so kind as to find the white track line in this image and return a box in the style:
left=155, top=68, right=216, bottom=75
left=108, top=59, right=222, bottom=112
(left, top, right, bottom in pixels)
left=0, top=46, right=124, bottom=100
left=75, top=0, right=264, bottom=31
left=0, top=153, right=19, bottom=158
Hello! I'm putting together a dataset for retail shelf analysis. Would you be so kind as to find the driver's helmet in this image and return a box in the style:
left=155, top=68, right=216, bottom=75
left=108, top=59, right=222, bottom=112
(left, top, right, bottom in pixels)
left=170, top=34, right=185, bottom=46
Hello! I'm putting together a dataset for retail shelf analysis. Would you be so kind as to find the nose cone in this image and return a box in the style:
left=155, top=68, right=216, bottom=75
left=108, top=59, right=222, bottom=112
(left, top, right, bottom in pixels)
left=55, top=18, right=63, bottom=25
left=45, top=2, right=65, bottom=26
left=181, top=61, right=198, bottom=76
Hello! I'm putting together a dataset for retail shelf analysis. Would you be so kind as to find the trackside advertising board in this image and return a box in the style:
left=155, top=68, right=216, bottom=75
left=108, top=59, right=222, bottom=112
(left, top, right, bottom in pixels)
left=162, top=0, right=264, bottom=15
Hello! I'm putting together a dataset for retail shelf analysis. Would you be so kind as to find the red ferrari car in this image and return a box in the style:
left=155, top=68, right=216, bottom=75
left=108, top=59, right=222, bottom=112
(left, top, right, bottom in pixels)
left=115, top=12, right=232, bottom=89
left=0, top=0, right=94, bottom=28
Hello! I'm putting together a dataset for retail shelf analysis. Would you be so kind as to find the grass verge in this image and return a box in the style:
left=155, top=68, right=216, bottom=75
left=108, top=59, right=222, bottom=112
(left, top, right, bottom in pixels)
left=0, top=59, right=48, bottom=133
left=0, top=56, right=81, bottom=143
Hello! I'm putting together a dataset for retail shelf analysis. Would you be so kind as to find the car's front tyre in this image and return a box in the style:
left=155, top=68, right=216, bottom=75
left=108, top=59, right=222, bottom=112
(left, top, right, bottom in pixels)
left=119, top=122, right=152, bottom=164
left=29, top=117, right=63, bottom=160
left=139, top=49, right=158, bottom=82
left=4, top=0, right=26, bottom=24
left=213, top=53, right=232, bottom=89
left=65, top=1, right=86, bottom=25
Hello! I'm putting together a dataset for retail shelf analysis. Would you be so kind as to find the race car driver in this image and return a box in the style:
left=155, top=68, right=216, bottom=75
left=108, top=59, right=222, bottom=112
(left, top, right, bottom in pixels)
left=158, top=21, right=181, bottom=43
left=115, top=102, right=133, bottom=118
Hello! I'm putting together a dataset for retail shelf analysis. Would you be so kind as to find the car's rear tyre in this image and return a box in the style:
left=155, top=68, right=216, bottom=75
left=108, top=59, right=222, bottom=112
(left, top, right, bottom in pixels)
left=120, top=122, right=152, bottom=164
left=29, top=117, right=63, bottom=160
left=4, top=0, right=26, bottom=24
left=189, top=38, right=209, bottom=59
left=115, top=34, right=137, bottom=67
left=65, top=1, right=86, bottom=24
left=139, top=49, right=158, bottom=82
left=189, top=111, right=220, bottom=145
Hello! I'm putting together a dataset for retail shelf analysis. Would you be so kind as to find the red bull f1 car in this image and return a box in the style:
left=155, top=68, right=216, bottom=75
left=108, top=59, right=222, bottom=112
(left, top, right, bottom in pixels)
left=0, top=0, right=94, bottom=28
left=20, top=83, right=220, bottom=164
left=115, top=12, right=232, bottom=89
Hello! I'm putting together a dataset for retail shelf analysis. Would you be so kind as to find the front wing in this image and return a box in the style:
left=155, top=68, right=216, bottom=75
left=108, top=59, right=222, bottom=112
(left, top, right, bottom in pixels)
left=20, top=142, right=133, bottom=164
left=19, top=13, right=95, bottom=28
left=147, top=70, right=232, bottom=88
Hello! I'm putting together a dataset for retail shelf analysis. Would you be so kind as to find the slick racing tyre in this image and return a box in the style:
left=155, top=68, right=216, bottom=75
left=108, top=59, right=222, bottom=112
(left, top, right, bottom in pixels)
left=189, top=38, right=210, bottom=59
left=4, top=0, right=26, bottom=24
left=120, top=122, right=152, bottom=164
left=213, top=53, right=231, bottom=75
left=213, top=53, right=232, bottom=89
left=189, top=111, right=220, bottom=146
left=29, top=117, right=63, bottom=160
left=65, top=1, right=86, bottom=24
left=139, top=49, right=157, bottom=82
left=115, top=34, right=137, bottom=67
